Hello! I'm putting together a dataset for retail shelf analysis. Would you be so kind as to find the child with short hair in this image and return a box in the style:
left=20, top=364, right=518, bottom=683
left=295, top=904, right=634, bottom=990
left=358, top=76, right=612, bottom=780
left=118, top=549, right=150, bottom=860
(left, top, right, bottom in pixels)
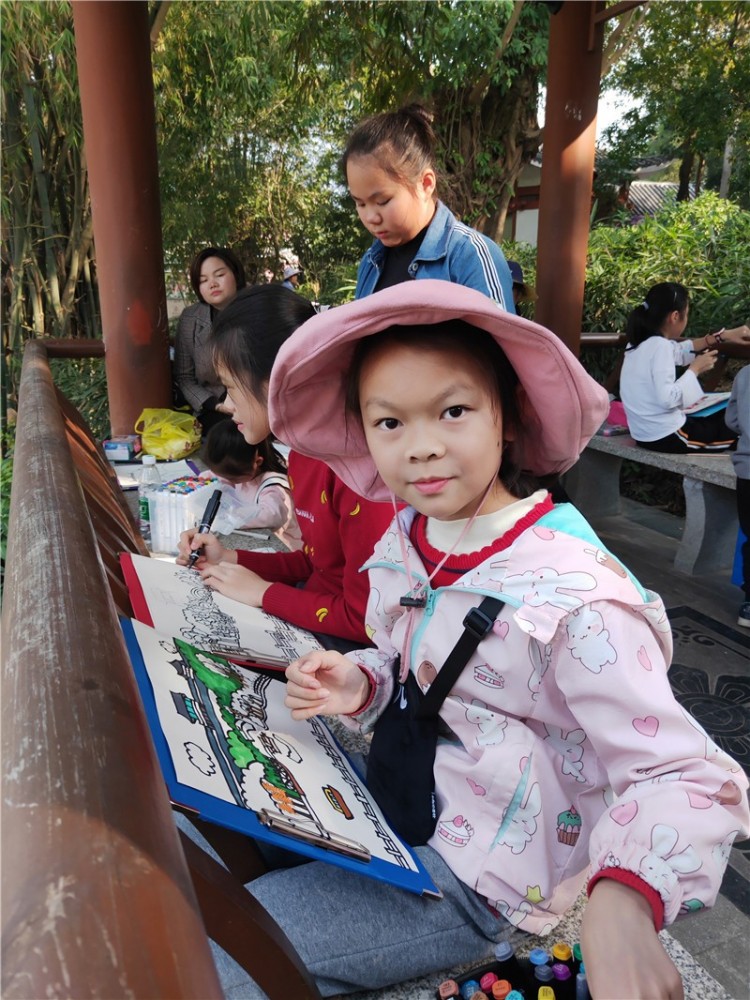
left=243, top=280, right=747, bottom=1000
left=343, top=104, right=515, bottom=308
left=201, top=418, right=302, bottom=552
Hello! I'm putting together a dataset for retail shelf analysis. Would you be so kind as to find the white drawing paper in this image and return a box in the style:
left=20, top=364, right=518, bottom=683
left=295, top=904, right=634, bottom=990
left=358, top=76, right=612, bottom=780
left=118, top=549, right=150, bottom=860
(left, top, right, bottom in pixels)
left=123, top=552, right=323, bottom=668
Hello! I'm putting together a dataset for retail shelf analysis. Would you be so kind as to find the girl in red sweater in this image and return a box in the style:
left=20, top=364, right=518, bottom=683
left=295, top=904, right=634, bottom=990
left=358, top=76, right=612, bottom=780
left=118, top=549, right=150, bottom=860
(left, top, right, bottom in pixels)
left=176, top=285, right=394, bottom=648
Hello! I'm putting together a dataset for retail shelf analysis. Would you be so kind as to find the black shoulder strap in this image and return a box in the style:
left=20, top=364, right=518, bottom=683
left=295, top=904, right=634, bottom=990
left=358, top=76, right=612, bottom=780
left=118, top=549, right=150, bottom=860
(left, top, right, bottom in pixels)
left=418, top=596, right=504, bottom=718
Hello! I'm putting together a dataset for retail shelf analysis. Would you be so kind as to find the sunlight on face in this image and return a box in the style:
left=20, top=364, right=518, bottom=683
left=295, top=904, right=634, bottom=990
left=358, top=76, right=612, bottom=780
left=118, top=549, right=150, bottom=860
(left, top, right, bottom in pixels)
left=346, top=155, right=436, bottom=247
left=215, top=363, right=270, bottom=444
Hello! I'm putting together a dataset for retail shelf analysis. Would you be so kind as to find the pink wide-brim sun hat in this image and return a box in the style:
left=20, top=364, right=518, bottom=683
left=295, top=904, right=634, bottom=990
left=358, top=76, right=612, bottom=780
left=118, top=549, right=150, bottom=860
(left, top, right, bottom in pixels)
left=269, top=281, right=608, bottom=502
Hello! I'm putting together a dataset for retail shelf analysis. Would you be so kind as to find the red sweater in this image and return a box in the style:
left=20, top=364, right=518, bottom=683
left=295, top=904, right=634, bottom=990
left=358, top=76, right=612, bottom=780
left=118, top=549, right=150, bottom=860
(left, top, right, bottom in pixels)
left=236, top=452, right=393, bottom=642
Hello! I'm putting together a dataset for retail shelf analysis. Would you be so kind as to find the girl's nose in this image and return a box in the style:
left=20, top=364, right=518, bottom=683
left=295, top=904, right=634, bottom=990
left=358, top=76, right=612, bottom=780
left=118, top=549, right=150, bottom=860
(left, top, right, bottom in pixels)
left=364, top=205, right=382, bottom=227
left=406, top=429, right=445, bottom=462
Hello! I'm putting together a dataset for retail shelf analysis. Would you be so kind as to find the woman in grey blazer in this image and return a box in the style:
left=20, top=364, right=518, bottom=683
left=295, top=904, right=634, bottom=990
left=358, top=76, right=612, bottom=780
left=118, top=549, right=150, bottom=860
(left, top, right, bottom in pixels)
left=174, top=247, right=245, bottom=431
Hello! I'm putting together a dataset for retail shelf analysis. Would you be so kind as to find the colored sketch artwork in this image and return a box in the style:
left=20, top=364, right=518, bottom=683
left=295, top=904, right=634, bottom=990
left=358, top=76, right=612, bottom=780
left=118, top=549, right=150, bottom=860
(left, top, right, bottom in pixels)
left=122, top=619, right=438, bottom=896
left=121, top=552, right=323, bottom=669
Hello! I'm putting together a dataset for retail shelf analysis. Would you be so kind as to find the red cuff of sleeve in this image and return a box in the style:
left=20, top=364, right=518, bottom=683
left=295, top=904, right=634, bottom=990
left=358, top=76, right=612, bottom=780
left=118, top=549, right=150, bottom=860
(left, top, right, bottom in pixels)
left=346, top=670, right=375, bottom=717
left=588, top=868, right=665, bottom=931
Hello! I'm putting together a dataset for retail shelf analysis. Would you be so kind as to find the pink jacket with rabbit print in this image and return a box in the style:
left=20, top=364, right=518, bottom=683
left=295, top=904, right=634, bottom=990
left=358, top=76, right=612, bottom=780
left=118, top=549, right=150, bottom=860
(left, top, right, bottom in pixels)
left=340, top=503, right=749, bottom=935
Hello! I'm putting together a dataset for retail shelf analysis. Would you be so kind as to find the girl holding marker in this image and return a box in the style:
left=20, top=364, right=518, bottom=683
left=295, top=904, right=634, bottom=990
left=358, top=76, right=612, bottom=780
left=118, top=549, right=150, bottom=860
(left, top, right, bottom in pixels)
left=176, top=284, right=394, bottom=648
left=224, top=281, right=745, bottom=1000
left=344, top=104, right=515, bottom=308
left=619, top=281, right=750, bottom=453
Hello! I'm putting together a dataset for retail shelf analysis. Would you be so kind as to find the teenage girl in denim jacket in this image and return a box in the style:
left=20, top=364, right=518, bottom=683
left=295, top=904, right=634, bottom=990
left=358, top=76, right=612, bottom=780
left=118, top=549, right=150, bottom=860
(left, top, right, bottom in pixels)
left=344, top=104, right=515, bottom=310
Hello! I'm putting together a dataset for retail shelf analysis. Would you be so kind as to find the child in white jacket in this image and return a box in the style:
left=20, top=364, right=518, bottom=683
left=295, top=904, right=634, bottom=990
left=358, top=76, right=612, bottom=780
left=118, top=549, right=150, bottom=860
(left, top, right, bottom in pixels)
left=226, top=282, right=748, bottom=1000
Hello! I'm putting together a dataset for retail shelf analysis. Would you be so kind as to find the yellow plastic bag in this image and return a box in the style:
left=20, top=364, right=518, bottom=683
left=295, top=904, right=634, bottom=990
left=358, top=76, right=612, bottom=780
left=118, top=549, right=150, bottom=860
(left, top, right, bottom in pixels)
left=134, top=408, right=201, bottom=460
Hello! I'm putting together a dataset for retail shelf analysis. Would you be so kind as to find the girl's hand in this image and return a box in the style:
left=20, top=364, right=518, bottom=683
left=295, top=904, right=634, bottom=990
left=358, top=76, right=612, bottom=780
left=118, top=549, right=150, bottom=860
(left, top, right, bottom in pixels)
left=176, top=528, right=229, bottom=567
left=199, top=562, right=269, bottom=606
left=285, top=652, right=370, bottom=720
left=688, top=349, right=717, bottom=376
left=725, top=323, right=750, bottom=346
left=581, top=880, right=684, bottom=1000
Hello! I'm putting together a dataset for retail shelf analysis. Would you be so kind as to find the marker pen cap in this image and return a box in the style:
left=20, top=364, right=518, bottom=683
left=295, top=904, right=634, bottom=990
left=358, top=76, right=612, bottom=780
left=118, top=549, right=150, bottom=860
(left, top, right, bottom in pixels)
left=460, top=981, right=480, bottom=1000
left=538, top=988, right=556, bottom=1000
left=551, top=942, right=573, bottom=963
left=507, top=993, right=525, bottom=1000
left=480, top=972, right=499, bottom=991
left=494, top=941, right=514, bottom=962
left=490, top=980, right=512, bottom=999
left=437, top=980, right=460, bottom=999
left=528, top=947, right=551, bottom=967
left=572, top=943, right=583, bottom=965
left=468, top=992, right=489, bottom=1000
left=534, top=964, right=555, bottom=983
left=552, top=964, right=572, bottom=982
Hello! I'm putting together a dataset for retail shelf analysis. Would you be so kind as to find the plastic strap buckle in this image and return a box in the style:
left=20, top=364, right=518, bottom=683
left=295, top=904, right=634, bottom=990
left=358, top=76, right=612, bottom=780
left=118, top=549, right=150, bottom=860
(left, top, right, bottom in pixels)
left=462, top=606, right=495, bottom=641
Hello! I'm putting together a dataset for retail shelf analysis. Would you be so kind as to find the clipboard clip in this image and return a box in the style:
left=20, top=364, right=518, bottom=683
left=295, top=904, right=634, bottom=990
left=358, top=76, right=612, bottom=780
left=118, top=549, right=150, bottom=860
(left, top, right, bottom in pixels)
left=257, top=809, right=371, bottom=862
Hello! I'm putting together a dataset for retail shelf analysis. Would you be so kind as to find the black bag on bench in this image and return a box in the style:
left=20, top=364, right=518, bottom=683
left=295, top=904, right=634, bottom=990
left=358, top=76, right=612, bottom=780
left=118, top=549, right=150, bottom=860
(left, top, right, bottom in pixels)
left=366, top=596, right=504, bottom=846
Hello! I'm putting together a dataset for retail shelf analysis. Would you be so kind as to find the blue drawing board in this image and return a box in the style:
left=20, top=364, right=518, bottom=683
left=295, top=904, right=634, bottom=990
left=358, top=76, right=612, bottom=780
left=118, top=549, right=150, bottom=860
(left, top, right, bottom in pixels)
left=121, top=617, right=441, bottom=898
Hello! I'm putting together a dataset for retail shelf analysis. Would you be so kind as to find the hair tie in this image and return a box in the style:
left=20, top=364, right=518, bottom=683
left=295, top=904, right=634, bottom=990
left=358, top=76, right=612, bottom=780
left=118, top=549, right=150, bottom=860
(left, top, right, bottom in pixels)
left=642, top=300, right=649, bottom=311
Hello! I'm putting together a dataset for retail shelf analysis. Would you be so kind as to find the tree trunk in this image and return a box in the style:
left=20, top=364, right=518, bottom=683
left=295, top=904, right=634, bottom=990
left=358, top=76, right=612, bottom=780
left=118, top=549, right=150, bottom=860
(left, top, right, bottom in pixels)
left=719, top=134, right=735, bottom=198
left=677, top=141, right=694, bottom=201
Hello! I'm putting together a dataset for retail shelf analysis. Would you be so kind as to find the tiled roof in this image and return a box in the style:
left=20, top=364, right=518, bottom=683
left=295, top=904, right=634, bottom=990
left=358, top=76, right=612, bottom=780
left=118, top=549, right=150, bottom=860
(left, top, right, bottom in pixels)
left=627, top=180, right=694, bottom=217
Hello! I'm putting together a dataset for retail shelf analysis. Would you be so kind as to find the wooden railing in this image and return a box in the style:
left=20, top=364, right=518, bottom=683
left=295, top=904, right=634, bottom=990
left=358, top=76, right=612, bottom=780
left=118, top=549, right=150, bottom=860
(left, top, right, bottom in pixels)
left=1, top=340, right=320, bottom=999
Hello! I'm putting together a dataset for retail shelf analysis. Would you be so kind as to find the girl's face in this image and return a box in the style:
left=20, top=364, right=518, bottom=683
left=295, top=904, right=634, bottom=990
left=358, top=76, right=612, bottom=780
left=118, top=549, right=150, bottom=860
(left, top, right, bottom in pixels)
left=358, top=341, right=517, bottom=521
left=662, top=304, right=689, bottom=340
left=347, top=155, right=437, bottom=247
left=199, top=256, right=237, bottom=310
left=215, top=363, right=270, bottom=444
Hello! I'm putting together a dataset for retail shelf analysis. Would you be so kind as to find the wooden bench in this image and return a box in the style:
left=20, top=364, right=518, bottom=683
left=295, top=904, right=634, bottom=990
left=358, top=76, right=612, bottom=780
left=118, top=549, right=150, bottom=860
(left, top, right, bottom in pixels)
left=2, top=339, right=321, bottom=999
left=563, top=433, right=737, bottom=575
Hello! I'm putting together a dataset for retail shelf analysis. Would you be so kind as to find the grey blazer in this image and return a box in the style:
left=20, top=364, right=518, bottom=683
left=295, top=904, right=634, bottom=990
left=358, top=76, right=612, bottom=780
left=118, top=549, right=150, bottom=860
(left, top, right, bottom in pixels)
left=173, top=301, right=225, bottom=413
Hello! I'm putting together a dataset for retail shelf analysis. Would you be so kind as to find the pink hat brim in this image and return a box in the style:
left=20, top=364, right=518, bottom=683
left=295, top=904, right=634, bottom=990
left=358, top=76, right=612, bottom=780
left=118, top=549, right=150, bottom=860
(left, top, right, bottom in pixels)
left=269, top=281, right=608, bottom=501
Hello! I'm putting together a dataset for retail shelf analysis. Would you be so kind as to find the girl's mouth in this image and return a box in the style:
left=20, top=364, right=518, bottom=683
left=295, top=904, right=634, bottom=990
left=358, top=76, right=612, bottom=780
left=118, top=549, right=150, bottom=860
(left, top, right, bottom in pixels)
left=412, top=478, right=450, bottom=495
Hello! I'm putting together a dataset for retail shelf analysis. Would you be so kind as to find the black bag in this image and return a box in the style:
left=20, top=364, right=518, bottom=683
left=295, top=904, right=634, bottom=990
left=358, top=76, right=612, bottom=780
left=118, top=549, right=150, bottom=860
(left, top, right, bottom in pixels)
left=366, top=597, right=503, bottom=846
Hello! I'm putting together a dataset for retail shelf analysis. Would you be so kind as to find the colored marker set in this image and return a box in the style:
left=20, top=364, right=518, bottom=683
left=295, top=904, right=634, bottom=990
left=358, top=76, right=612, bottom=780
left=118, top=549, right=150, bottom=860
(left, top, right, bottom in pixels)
left=435, top=939, right=589, bottom=1000
left=147, top=475, right=220, bottom=555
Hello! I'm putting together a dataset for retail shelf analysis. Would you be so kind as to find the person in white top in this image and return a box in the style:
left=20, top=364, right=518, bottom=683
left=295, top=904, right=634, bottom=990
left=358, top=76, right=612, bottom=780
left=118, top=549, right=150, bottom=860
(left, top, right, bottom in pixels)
left=620, top=281, right=749, bottom=452
left=201, top=418, right=302, bottom=551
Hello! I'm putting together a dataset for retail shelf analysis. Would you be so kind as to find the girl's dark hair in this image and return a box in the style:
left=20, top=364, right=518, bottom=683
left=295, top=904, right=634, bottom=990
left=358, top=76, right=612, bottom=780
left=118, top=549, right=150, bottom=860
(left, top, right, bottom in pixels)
left=202, top=418, right=286, bottom=479
left=626, top=282, right=689, bottom=347
left=341, top=103, right=438, bottom=190
left=210, top=284, right=316, bottom=403
left=189, top=247, right=246, bottom=303
left=344, top=320, right=539, bottom=500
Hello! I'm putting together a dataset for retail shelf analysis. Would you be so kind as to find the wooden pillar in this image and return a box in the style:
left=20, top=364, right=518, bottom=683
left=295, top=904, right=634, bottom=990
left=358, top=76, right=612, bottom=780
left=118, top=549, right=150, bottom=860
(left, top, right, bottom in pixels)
left=72, top=1, right=172, bottom=435
left=535, top=1, right=605, bottom=355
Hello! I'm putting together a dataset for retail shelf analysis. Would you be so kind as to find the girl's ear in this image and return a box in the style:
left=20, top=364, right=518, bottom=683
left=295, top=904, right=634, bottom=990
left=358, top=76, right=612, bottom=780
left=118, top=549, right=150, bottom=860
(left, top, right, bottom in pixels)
left=252, top=453, right=264, bottom=474
left=419, top=168, right=437, bottom=199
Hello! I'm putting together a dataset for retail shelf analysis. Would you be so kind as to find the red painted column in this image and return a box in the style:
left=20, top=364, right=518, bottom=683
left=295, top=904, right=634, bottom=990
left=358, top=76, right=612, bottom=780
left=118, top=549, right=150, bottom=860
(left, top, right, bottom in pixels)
left=72, top=1, right=171, bottom=434
left=534, top=1, right=605, bottom=355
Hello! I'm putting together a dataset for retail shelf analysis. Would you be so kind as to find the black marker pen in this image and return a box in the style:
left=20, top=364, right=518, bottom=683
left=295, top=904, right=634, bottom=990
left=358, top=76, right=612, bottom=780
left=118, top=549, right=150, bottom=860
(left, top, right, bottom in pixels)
left=187, top=489, right=222, bottom=569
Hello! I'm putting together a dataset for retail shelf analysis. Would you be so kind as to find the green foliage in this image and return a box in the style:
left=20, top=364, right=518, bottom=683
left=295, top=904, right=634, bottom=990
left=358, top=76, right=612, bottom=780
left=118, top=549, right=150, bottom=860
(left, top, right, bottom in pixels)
left=1, top=0, right=101, bottom=416
left=50, top=357, right=110, bottom=441
left=601, top=1, right=750, bottom=204
left=583, top=192, right=750, bottom=336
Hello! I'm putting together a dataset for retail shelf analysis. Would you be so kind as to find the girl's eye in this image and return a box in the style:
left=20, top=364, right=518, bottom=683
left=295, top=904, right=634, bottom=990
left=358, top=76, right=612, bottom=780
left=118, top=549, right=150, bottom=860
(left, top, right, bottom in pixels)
left=443, top=405, right=467, bottom=420
left=375, top=417, right=400, bottom=431
left=376, top=199, right=391, bottom=207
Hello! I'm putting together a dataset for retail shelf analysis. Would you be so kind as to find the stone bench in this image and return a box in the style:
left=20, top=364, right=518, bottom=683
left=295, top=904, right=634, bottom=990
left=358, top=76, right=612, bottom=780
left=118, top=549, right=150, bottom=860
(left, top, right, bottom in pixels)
left=563, top=433, right=737, bottom=575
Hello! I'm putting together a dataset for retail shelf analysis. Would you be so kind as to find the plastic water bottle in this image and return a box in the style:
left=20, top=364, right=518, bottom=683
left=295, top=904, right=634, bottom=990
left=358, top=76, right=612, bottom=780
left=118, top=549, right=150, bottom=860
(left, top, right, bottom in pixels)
left=138, top=455, right=161, bottom=548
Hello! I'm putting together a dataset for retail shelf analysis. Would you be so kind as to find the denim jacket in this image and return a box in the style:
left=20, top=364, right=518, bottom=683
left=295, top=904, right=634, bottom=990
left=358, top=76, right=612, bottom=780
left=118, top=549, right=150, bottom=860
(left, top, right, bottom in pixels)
left=354, top=200, right=515, bottom=311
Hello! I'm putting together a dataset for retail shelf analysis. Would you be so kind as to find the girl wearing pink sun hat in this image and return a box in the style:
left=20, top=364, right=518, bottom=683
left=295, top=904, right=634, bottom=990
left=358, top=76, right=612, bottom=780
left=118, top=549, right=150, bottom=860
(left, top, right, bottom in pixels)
left=231, top=281, right=749, bottom=1000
